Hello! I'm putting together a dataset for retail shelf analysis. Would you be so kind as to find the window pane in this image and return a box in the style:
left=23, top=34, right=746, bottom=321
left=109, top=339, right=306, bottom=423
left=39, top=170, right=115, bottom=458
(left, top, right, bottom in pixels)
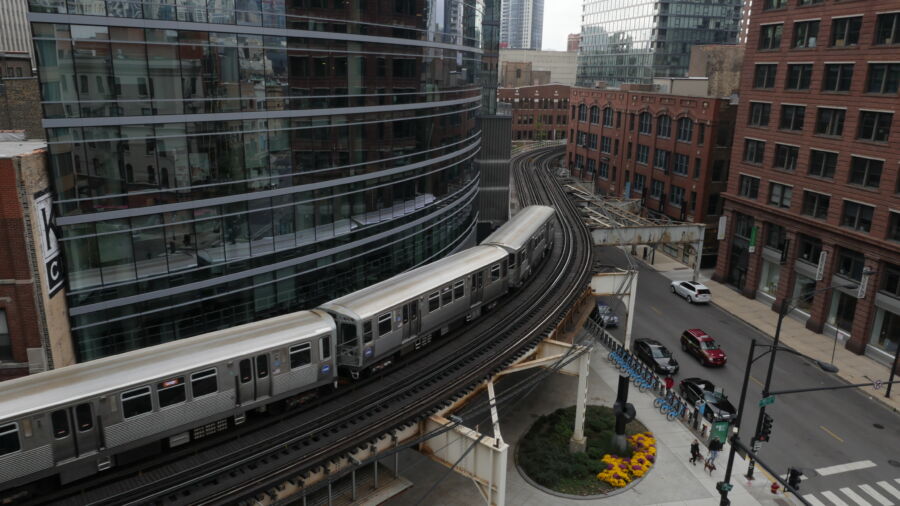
left=0, top=425, right=20, bottom=456
left=51, top=410, right=70, bottom=438
left=290, top=344, right=311, bottom=368
left=75, top=403, right=93, bottom=431
left=192, top=369, right=218, bottom=396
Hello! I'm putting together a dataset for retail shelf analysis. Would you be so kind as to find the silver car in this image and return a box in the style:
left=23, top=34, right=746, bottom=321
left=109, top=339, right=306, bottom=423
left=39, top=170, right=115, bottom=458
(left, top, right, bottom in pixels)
left=670, top=280, right=711, bottom=304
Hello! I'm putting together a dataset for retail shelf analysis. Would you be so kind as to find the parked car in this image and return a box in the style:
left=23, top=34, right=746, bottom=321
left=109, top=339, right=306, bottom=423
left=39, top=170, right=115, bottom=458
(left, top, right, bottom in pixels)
left=679, top=377, right=737, bottom=422
left=670, top=280, right=712, bottom=304
left=633, top=338, right=679, bottom=375
left=590, top=301, right=619, bottom=327
left=680, top=329, right=727, bottom=366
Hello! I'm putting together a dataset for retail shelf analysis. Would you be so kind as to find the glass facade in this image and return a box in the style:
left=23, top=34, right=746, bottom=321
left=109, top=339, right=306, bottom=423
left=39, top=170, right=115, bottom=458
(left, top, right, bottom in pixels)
left=28, top=0, right=488, bottom=361
left=577, top=0, right=741, bottom=85
left=499, top=0, right=543, bottom=49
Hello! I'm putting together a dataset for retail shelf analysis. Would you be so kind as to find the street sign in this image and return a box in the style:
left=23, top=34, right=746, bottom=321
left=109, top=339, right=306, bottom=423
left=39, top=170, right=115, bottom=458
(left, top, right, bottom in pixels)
left=758, top=395, right=775, bottom=407
left=874, top=380, right=883, bottom=390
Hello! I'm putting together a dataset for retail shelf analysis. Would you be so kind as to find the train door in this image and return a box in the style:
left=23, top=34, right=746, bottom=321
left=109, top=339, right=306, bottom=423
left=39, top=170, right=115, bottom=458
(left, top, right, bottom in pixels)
left=401, top=300, right=419, bottom=340
left=49, top=403, right=99, bottom=462
left=237, top=353, right=271, bottom=404
left=470, top=271, right=484, bottom=305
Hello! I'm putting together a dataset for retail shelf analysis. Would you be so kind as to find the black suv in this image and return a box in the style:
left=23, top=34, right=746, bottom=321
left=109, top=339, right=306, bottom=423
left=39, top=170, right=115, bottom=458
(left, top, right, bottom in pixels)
left=633, top=338, right=679, bottom=375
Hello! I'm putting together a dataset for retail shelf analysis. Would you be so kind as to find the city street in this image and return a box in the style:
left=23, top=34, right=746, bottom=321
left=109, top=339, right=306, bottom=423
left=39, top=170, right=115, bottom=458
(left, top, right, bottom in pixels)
left=595, top=245, right=900, bottom=500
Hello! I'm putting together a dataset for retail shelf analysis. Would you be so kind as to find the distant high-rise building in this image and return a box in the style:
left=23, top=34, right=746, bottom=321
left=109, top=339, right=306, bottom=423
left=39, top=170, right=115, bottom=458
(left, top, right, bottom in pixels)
left=577, top=0, right=741, bottom=86
left=567, top=33, right=581, bottom=52
left=500, top=0, right=544, bottom=50
left=0, top=0, right=32, bottom=62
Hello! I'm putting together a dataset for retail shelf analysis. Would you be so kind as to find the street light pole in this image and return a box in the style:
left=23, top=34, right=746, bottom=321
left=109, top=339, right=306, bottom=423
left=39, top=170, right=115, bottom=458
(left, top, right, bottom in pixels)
left=719, top=339, right=757, bottom=506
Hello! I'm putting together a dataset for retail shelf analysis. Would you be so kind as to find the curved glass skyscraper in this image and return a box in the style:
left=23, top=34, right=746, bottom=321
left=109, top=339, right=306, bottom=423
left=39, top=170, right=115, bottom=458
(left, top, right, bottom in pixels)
left=27, top=0, right=487, bottom=361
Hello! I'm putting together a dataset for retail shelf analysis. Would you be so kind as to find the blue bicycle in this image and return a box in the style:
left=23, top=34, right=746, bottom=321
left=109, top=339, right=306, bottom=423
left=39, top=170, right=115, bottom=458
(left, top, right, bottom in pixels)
left=661, top=397, right=686, bottom=421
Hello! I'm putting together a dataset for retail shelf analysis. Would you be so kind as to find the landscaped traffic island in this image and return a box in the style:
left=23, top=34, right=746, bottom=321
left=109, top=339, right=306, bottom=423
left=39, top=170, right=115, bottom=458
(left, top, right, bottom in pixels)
left=517, top=405, right=654, bottom=496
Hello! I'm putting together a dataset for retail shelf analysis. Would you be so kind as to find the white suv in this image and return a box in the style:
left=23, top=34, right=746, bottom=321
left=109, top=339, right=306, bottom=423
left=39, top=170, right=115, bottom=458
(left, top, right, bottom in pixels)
left=670, top=280, right=711, bottom=304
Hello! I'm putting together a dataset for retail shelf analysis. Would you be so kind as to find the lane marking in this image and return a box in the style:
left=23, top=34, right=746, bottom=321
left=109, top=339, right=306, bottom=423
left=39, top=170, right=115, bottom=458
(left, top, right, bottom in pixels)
left=804, top=495, right=829, bottom=506
left=877, top=481, right=900, bottom=501
left=860, top=484, right=893, bottom=505
left=840, top=487, right=872, bottom=505
left=819, top=425, right=845, bottom=443
left=823, top=490, right=850, bottom=505
left=750, top=375, right=764, bottom=387
left=651, top=305, right=662, bottom=315
left=816, top=460, right=876, bottom=476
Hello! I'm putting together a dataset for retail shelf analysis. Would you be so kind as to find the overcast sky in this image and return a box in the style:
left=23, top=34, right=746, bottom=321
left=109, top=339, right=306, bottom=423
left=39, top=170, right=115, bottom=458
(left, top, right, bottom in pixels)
left=542, top=1, right=583, bottom=51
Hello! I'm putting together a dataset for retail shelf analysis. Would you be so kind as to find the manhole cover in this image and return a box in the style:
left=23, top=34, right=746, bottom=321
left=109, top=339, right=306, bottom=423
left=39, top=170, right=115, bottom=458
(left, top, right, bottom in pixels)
left=874, top=423, right=885, bottom=429
left=889, top=459, right=900, bottom=468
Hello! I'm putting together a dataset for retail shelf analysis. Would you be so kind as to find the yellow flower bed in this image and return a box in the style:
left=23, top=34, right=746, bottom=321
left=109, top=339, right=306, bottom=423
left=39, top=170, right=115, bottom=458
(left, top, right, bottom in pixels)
left=596, top=432, right=656, bottom=488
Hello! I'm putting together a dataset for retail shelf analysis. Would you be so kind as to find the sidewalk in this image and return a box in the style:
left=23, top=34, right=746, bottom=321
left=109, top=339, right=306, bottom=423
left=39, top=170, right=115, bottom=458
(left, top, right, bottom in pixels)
left=637, top=247, right=900, bottom=415
left=388, top=341, right=788, bottom=506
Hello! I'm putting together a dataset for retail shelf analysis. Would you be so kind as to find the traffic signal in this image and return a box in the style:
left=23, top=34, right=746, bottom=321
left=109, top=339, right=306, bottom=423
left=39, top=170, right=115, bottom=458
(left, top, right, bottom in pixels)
left=787, top=468, right=803, bottom=490
left=757, top=413, right=774, bottom=442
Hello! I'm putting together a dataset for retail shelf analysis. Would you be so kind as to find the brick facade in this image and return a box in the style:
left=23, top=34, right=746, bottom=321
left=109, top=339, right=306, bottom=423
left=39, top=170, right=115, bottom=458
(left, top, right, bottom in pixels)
left=498, top=84, right=570, bottom=141
left=565, top=86, right=736, bottom=266
left=0, top=77, right=44, bottom=140
left=715, top=0, right=900, bottom=365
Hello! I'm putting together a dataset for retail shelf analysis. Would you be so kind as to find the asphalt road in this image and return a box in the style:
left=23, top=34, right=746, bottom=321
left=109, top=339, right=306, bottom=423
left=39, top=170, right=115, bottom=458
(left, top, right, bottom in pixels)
left=594, top=246, right=900, bottom=498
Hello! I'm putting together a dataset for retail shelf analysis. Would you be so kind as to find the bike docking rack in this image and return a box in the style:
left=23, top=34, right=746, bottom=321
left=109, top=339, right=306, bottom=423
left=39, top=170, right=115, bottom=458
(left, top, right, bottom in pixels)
left=587, top=318, right=717, bottom=443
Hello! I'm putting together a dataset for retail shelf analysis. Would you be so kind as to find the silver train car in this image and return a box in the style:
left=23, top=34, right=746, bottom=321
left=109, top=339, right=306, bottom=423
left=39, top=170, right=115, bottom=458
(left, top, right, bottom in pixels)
left=481, top=205, right=555, bottom=287
left=320, top=245, right=510, bottom=376
left=0, top=311, right=336, bottom=490
left=0, top=206, right=555, bottom=494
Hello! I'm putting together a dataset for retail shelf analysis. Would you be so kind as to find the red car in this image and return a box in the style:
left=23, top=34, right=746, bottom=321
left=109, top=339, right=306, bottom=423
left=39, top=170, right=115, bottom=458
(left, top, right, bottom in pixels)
left=680, top=329, right=727, bottom=366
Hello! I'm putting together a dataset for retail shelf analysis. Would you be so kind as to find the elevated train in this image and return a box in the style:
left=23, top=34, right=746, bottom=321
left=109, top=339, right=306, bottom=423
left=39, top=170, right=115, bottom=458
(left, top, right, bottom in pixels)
left=0, top=205, right=555, bottom=493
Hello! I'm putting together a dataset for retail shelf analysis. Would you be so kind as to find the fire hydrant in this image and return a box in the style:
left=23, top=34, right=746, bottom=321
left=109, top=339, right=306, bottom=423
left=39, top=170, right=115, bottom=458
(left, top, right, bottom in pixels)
left=771, top=483, right=780, bottom=494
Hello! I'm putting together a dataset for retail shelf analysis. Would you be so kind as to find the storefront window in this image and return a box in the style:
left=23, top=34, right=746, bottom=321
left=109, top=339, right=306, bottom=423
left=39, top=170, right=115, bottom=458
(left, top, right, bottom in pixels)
left=792, top=273, right=816, bottom=312
left=827, top=291, right=857, bottom=332
left=759, top=259, right=781, bottom=296
left=871, top=309, right=899, bottom=355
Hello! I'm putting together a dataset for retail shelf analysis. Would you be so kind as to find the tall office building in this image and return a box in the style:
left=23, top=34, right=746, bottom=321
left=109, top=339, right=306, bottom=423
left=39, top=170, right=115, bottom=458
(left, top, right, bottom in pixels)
left=27, top=1, right=488, bottom=361
left=0, top=0, right=32, bottom=58
left=577, top=0, right=741, bottom=86
left=500, top=0, right=544, bottom=50
left=715, top=0, right=900, bottom=364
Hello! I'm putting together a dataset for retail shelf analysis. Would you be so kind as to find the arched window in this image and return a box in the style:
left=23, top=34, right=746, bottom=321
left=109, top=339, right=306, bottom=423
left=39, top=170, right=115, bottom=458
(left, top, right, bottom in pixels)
left=161, top=167, right=170, bottom=187
left=677, top=117, right=694, bottom=142
left=578, top=104, right=587, bottom=122
left=147, top=165, right=156, bottom=184
left=657, top=115, right=672, bottom=138
left=125, top=164, right=134, bottom=182
left=589, top=106, right=600, bottom=124
left=602, top=107, right=613, bottom=126
left=639, top=112, right=652, bottom=134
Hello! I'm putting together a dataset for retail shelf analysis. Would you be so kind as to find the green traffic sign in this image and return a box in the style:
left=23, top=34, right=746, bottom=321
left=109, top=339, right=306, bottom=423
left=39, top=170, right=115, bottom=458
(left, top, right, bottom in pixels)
left=759, top=395, right=775, bottom=407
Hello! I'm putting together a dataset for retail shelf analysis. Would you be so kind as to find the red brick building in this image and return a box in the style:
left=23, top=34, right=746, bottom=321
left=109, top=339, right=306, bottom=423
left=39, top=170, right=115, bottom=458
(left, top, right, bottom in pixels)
left=498, top=84, right=570, bottom=141
left=714, top=0, right=900, bottom=364
left=0, top=139, right=74, bottom=380
left=568, top=33, right=581, bottom=52
left=566, top=86, right=736, bottom=266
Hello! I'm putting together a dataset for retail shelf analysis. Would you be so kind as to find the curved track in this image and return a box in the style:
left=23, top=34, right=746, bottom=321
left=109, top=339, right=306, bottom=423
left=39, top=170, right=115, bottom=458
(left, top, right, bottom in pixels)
left=41, top=146, right=590, bottom=506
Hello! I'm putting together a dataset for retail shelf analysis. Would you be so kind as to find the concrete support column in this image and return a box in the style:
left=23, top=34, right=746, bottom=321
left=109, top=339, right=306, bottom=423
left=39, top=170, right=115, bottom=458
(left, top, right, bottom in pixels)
left=569, top=349, right=591, bottom=454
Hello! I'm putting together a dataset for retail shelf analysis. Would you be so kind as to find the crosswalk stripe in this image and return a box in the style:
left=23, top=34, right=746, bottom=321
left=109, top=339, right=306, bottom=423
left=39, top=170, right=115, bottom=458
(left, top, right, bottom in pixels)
left=805, top=495, right=829, bottom=506
left=817, top=460, right=878, bottom=476
left=878, top=481, right=900, bottom=501
left=840, top=487, right=872, bottom=505
left=860, top=484, right=894, bottom=505
left=823, top=491, right=850, bottom=506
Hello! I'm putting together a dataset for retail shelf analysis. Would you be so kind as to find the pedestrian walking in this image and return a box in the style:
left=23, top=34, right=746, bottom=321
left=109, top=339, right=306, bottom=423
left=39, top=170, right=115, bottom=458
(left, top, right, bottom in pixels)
left=689, top=439, right=701, bottom=465
left=664, top=375, right=674, bottom=392
left=705, top=437, right=723, bottom=473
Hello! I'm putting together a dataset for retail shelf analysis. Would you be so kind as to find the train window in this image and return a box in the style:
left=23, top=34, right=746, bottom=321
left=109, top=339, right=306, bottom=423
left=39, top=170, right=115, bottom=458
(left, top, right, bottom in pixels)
left=490, top=265, right=501, bottom=282
left=501, top=260, right=508, bottom=277
left=157, top=377, right=186, bottom=408
left=378, top=313, right=391, bottom=335
left=122, top=386, right=152, bottom=418
left=401, top=304, right=409, bottom=324
left=363, top=321, right=373, bottom=343
left=75, top=403, right=93, bottom=431
left=191, top=369, right=218, bottom=398
left=509, top=253, right=517, bottom=269
left=51, top=410, right=70, bottom=439
left=441, top=287, right=452, bottom=305
left=340, top=322, right=357, bottom=344
left=256, top=355, right=269, bottom=379
left=320, top=336, right=331, bottom=360
left=239, top=359, right=252, bottom=383
left=475, top=272, right=484, bottom=289
left=428, top=292, right=439, bottom=312
left=0, top=424, right=19, bottom=456
left=290, top=343, right=311, bottom=369
left=453, top=280, right=465, bottom=299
